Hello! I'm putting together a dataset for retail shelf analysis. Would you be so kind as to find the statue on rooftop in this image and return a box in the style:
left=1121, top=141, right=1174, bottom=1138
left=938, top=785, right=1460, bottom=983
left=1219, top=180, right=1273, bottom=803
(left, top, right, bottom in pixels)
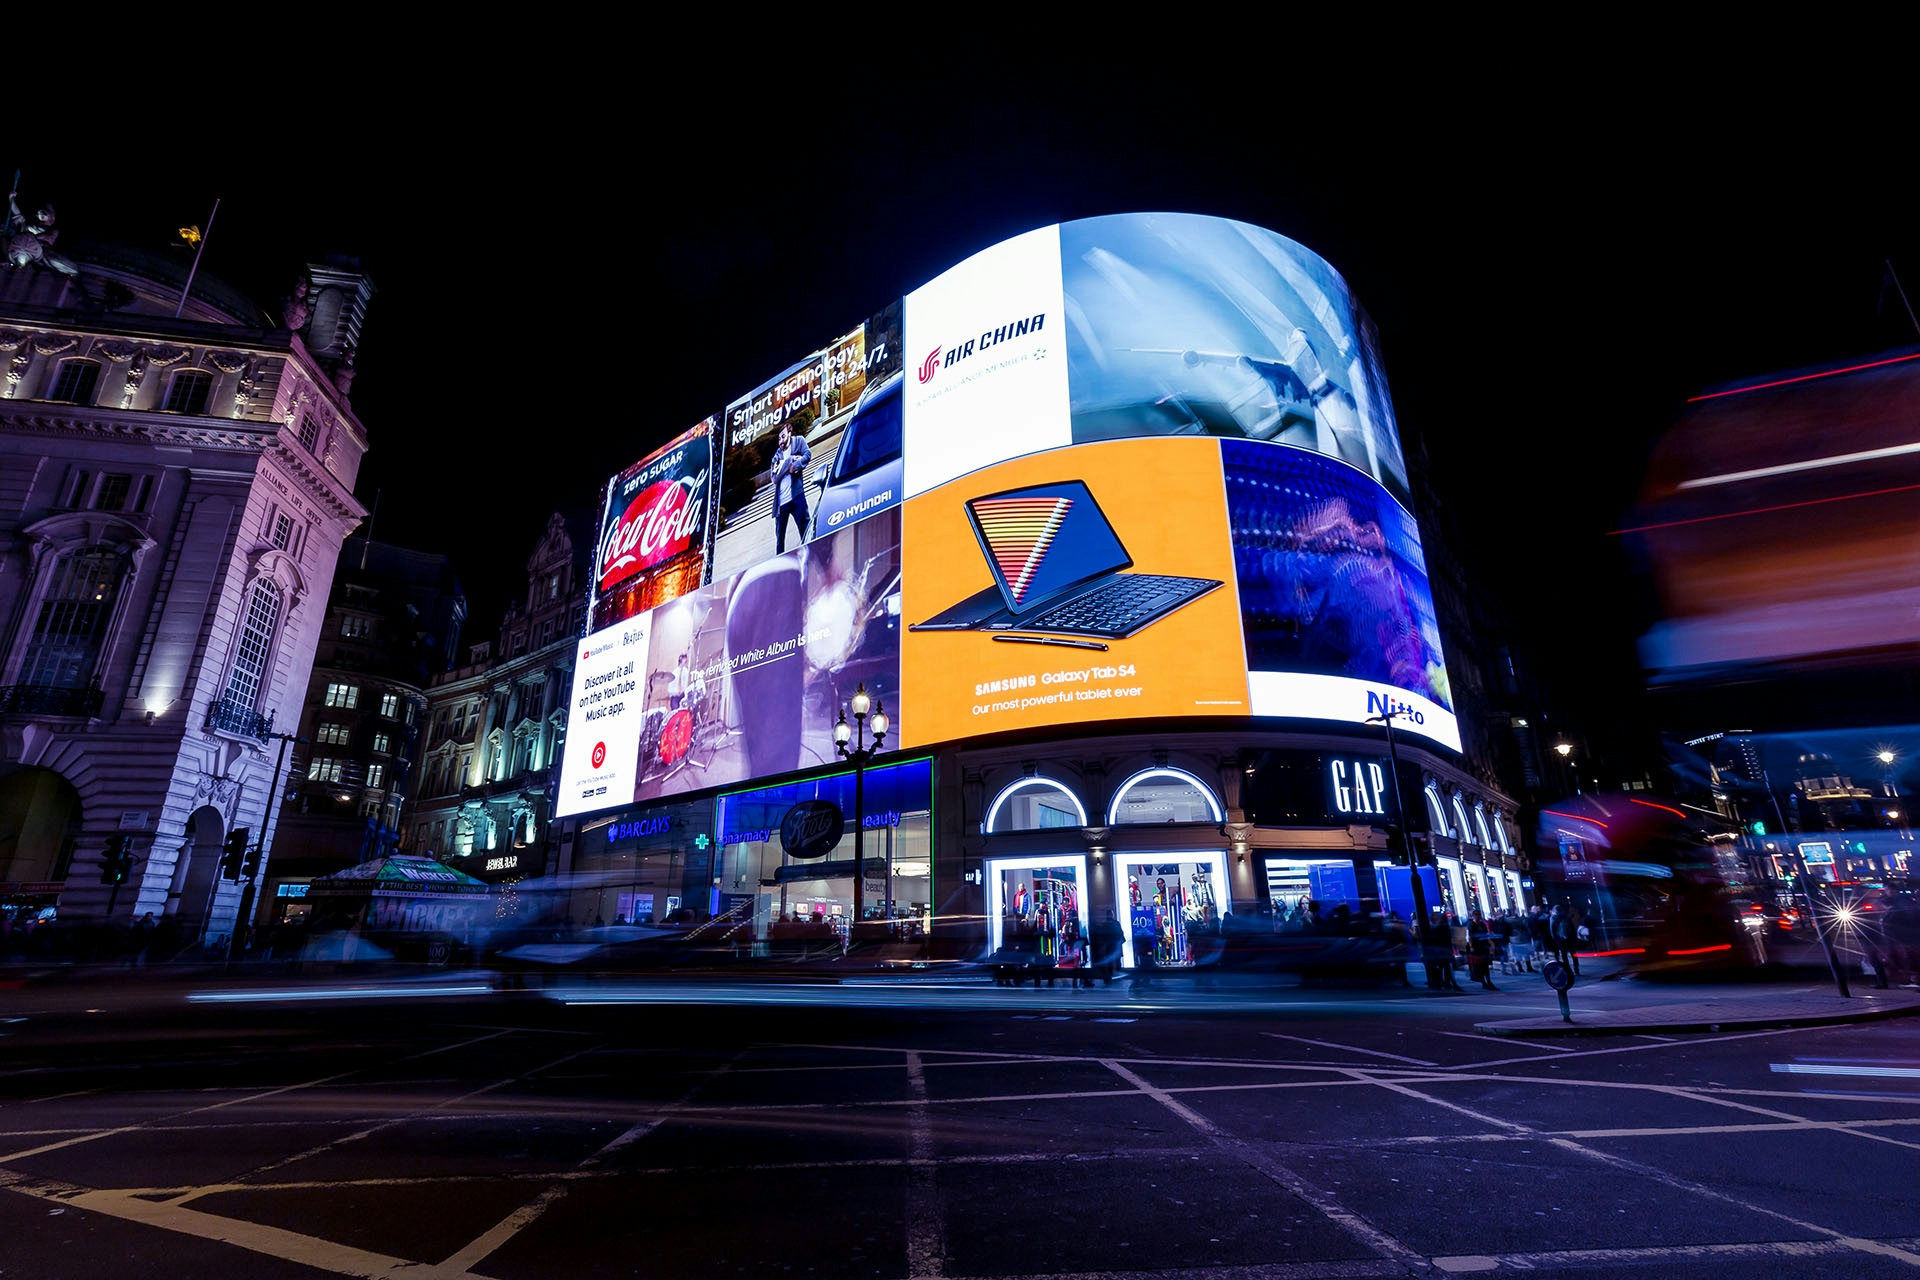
left=280, top=277, right=312, bottom=331
left=4, top=190, right=80, bottom=279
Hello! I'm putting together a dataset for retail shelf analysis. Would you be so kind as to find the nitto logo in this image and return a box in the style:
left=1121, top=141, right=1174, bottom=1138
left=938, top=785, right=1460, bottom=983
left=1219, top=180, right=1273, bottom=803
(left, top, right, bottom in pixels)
left=1365, top=691, right=1425, bottom=725
left=917, top=346, right=941, bottom=384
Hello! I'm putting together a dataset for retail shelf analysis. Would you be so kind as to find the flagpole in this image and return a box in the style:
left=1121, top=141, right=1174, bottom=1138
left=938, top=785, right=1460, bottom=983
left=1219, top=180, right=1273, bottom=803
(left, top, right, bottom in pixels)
left=174, top=197, right=220, bottom=318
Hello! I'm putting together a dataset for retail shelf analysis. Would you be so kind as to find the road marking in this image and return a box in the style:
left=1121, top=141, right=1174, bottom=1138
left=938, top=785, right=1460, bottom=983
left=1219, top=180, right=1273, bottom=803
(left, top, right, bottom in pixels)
left=1773, top=1062, right=1920, bottom=1078
left=1446, top=1023, right=1813, bottom=1070
left=227, top=1044, right=603, bottom=1187
left=1357, top=1075, right=1920, bottom=1270
left=1100, top=1059, right=1421, bottom=1263
left=1436, top=1031, right=1577, bottom=1052
left=0, top=1168, right=475, bottom=1280
left=904, top=1052, right=947, bottom=1280
left=1262, top=1033, right=1436, bottom=1065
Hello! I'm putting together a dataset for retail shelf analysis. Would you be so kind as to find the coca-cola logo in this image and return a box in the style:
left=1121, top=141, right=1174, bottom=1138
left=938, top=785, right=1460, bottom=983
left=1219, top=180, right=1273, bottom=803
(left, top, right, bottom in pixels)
left=917, top=346, right=941, bottom=385
left=600, top=469, right=707, bottom=592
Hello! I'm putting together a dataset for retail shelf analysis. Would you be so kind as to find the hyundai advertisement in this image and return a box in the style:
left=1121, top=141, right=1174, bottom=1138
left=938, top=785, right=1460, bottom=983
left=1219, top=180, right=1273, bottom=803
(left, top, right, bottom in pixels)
left=557, top=215, right=1455, bottom=818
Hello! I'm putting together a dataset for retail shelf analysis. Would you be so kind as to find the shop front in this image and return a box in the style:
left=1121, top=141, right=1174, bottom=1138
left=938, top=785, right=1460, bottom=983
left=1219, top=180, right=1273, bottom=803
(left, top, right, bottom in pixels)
left=571, top=797, right=717, bottom=927
left=717, top=757, right=933, bottom=945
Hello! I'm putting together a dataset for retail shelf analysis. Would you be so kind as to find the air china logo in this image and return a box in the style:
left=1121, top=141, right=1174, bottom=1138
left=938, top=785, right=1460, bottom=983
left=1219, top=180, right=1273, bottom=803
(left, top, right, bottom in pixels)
left=917, top=313, right=1046, bottom=386
left=590, top=741, right=607, bottom=768
left=599, top=469, right=708, bottom=592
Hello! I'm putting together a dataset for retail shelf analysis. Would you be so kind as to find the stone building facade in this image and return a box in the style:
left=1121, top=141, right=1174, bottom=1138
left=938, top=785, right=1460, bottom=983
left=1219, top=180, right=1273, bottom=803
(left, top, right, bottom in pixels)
left=0, top=215, right=373, bottom=943
left=403, top=514, right=585, bottom=885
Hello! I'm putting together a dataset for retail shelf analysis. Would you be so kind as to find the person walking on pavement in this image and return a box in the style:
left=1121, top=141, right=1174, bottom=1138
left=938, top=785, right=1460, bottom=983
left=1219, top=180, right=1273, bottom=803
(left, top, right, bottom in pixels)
left=1549, top=903, right=1580, bottom=977
left=1467, top=910, right=1498, bottom=990
left=1508, top=908, right=1536, bottom=973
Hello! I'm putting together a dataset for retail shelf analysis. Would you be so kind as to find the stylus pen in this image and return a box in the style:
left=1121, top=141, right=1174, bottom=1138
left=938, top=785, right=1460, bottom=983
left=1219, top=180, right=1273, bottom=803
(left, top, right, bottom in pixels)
left=992, top=634, right=1109, bottom=651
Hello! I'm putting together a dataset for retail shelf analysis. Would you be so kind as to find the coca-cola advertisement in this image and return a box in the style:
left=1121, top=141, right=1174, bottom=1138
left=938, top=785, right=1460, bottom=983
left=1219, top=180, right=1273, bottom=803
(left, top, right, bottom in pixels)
left=592, top=420, right=715, bottom=628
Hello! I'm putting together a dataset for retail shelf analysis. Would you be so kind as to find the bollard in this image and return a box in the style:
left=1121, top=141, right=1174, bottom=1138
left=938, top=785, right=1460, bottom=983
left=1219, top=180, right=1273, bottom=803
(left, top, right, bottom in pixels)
left=1543, top=960, right=1576, bottom=1023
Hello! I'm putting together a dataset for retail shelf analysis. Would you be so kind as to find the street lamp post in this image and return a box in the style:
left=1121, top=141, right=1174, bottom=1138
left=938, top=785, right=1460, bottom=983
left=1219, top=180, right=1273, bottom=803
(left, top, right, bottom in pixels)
left=1366, top=710, right=1435, bottom=964
left=834, top=682, right=888, bottom=931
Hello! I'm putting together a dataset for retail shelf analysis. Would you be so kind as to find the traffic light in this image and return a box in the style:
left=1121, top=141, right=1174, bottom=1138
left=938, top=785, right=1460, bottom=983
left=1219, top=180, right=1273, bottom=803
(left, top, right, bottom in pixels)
left=97, top=833, right=134, bottom=886
left=221, top=828, right=249, bottom=881
left=242, top=843, right=262, bottom=880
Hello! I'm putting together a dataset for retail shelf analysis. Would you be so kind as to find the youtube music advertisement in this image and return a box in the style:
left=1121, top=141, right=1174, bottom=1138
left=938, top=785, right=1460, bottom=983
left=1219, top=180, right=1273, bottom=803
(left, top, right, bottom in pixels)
left=558, top=214, right=1457, bottom=819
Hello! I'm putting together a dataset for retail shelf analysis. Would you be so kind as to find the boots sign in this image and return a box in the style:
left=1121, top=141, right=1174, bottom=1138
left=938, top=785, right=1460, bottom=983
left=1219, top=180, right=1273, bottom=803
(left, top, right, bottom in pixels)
left=780, top=799, right=845, bottom=860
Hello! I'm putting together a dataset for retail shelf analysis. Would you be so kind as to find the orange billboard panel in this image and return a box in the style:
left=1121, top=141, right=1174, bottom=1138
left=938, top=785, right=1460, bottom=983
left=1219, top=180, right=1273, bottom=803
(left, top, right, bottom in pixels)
left=898, top=437, right=1246, bottom=747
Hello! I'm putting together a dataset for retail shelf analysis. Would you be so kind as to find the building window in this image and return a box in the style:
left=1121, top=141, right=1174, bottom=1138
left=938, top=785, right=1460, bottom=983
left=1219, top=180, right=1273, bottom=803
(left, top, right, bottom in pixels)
left=311, top=757, right=344, bottom=784
left=371, top=731, right=390, bottom=754
left=379, top=692, right=400, bottom=718
left=272, top=512, right=295, bottom=550
left=133, top=475, right=153, bottom=513
left=162, top=368, right=213, bottom=415
left=547, top=572, right=561, bottom=600
left=17, top=546, right=127, bottom=690
left=404, top=701, right=416, bottom=726
left=539, top=618, right=554, bottom=645
left=48, top=359, right=100, bottom=405
left=315, top=722, right=350, bottom=746
left=324, top=682, right=359, bottom=708
left=1424, top=785, right=1453, bottom=838
left=65, top=470, right=90, bottom=508
left=340, top=615, right=371, bottom=639
left=222, top=579, right=280, bottom=710
left=1105, top=767, right=1223, bottom=825
left=983, top=776, right=1088, bottom=834
left=94, top=474, right=132, bottom=512
left=1452, top=795, right=1477, bottom=846
left=367, top=763, right=386, bottom=789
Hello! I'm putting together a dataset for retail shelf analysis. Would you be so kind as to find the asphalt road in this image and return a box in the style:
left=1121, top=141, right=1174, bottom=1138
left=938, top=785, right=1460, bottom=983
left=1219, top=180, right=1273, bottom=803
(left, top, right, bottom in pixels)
left=1, top=969, right=1917, bottom=1280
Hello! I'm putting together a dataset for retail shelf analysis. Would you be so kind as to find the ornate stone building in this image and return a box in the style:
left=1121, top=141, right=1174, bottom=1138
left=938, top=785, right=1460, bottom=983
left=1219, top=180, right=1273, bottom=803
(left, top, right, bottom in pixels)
left=0, top=196, right=373, bottom=943
left=403, top=514, right=585, bottom=884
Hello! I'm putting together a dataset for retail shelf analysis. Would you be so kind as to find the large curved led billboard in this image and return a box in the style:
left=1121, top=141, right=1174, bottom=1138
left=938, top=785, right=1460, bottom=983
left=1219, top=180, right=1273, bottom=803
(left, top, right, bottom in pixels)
left=558, top=214, right=1454, bottom=819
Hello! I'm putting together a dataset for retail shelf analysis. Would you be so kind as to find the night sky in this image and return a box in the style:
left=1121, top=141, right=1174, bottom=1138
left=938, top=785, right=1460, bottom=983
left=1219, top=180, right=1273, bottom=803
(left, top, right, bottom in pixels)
left=11, top=77, right=1912, bottom=758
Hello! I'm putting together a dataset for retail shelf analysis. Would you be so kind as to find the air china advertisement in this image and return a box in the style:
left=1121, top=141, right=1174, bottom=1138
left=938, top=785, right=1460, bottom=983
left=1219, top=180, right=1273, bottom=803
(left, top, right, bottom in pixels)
left=556, top=214, right=1456, bottom=819
left=590, top=421, right=715, bottom=632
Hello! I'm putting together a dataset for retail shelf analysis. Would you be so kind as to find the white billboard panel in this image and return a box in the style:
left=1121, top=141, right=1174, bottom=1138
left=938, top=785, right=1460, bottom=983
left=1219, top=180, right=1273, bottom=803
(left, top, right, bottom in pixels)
left=902, top=223, right=1070, bottom=497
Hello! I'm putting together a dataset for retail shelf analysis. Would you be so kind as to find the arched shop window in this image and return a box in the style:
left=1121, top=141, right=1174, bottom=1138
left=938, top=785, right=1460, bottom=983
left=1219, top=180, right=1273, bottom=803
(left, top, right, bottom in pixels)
left=1473, top=804, right=1496, bottom=851
left=1105, top=767, right=1222, bottom=825
left=983, top=776, right=1086, bottom=834
left=1424, top=784, right=1452, bottom=837
left=1452, top=795, right=1476, bottom=845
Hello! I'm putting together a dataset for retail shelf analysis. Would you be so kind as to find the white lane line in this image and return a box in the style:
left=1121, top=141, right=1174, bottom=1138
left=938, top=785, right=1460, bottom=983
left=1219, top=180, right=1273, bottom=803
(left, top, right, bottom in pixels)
left=1261, top=1033, right=1436, bottom=1066
left=225, top=1044, right=603, bottom=1188
left=416, top=1047, right=744, bottom=1279
left=1357, top=1075, right=1920, bottom=1270
left=904, top=1052, right=947, bottom=1280
left=1436, top=1031, right=1577, bottom=1052
left=1772, top=1063, right=1920, bottom=1079
left=416, top=1183, right=568, bottom=1280
left=1099, top=1059, right=1420, bottom=1264
left=1446, top=1024, right=1813, bottom=1070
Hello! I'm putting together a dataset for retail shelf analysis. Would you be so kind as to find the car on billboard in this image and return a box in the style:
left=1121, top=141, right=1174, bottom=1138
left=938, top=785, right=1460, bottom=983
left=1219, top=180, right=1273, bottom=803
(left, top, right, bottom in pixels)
left=812, top=371, right=903, bottom=539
